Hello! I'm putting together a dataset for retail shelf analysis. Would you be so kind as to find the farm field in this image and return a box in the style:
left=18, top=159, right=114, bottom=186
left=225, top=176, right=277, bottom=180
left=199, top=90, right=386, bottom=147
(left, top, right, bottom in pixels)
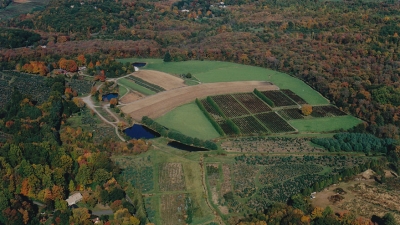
left=156, top=103, right=220, bottom=140
left=132, top=70, right=186, bottom=90
left=111, top=135, right=382, bottom=225
left=289, top=116, right=362, bottom=132
left=112, top=141, right=216, bottom=225
left=0, top=0, right=50, bottom=19
left=0, top=71, right=50, bottom=108
left=116, top=58, right=329, bottom=105
left=118, top=78, right=156, bottom=95
left=120, top=81, right=278, bottom=121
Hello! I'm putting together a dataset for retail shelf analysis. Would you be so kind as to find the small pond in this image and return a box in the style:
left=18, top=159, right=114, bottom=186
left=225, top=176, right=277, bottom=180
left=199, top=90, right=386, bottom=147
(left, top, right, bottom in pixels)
left=168, top=141, right=208, bottom=152
left=124, top=124, right=160, bottom=139
left=102, top=93, right=118, bottom=101
left=132, top=62, right=147, bottom=67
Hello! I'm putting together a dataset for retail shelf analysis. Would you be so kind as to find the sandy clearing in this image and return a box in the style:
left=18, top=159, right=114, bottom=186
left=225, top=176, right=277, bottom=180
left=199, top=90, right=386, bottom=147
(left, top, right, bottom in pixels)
left=121, top=81, right=278, bottom=121
left=131, top=70, right=186, bottom=90
left=119, top=91, right=145, bottom=104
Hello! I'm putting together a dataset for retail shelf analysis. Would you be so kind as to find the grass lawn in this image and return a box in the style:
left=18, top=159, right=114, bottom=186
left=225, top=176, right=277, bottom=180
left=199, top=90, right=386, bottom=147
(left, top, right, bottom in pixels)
left=0, top=0, right=50, bottom=19
left=117, top=58, right=329, bottom=105
left=289, top=116, right=363, bottom=133
left=118, top=78, right=156, bottom=95
left=156, top=103, right=220, bottom=140
left=118, top=85, right=128, bottom=97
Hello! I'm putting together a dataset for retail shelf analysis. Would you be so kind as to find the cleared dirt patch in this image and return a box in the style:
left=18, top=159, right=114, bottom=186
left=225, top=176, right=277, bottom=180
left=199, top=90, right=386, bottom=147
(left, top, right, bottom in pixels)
left=132, top=70, right=186, bottom=90
left=121, top=81, right=279, bottom=121
left=119, top=91, right=145, bottom=104
left=312, top=176, right=400, bottom=223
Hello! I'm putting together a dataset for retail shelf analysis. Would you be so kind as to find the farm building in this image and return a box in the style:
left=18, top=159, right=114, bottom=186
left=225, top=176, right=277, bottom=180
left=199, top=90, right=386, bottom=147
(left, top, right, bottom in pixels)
left=66, top=192, right=83, bottom=206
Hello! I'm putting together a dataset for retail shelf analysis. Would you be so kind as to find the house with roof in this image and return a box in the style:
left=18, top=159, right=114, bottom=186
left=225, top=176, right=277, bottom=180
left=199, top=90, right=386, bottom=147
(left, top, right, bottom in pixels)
left=66, top=193, right=83, bottom=206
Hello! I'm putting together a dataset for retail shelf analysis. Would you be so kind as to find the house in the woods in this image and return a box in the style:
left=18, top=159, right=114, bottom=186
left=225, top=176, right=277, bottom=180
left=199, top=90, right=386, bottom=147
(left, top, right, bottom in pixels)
left=66, top=192, right=83, bottom=206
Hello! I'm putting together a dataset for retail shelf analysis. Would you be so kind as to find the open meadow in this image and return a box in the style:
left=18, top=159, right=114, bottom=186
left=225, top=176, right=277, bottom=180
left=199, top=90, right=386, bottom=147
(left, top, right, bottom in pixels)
left=156, top=103, right=221, bottom=140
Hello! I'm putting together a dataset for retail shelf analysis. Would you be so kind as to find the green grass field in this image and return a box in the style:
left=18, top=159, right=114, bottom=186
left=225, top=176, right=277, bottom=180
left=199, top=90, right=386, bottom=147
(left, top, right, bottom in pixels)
left=118, top=78, right=156, bottom=95
left=156, top=103, right=220, bottom=140
left=0, top=0, right=50, bottom=19
left=289, top=116, right=362, bottom=132
left=117, top=58, right=329, bottom=105
left=118, top=85, right=128, bottom=97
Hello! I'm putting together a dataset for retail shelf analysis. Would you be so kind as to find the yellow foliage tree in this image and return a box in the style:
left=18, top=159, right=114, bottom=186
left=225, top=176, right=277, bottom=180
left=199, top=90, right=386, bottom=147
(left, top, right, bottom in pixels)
left=310, top=207, right=323, bottom=220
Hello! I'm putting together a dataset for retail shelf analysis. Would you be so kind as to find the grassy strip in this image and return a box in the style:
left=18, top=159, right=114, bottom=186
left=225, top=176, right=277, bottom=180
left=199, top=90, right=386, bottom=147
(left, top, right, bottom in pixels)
left=195, top=99, right=225, bottom=136
left=254, top=88, right=275, bottom=107
left=206, top=96, right=226, bottom=118
left=118, top=78, right=156, bottom=95
left=142, top=116, right=218, bottom=150
left=288, top=116, right=362, bottom=132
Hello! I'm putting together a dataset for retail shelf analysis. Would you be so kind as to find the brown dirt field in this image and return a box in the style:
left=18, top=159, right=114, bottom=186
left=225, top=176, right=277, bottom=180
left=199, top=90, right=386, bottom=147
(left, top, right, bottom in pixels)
left=132, top=70, right=186, bottom=90
left=13, top=0, right=31, bottom=3
left=312, top=175, right=400, bottom=223
left=121, top=81, right=279, bottom=121
left=119, top=91, right=145, bottom=104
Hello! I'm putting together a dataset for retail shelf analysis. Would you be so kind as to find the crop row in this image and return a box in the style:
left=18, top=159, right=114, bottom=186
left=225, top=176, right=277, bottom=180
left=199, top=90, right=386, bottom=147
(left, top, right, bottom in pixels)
left=312, top=105, right=347, bottom=117
left=200, top=99, right=224, bottom=121
left=232, top=116, right=268, bottom=134
left=127, top=75, right=165, bottom=93
left=281, top=89, right=307, bottom=104
left=255, top=112, right=296, bottom=133
left=121, top=166, right=154, bottom=193
left=259, top=164, right=323, bottom=184
left=277, top=108, right=304, bottom=120
left=211, top=95, right=249, bottom=118
left=261, top=90, right=297, bottom=107
left=232, top=93, right=271, bottom=113
left=259, top=174, right=323, bottom=202
left=0, top=71, right=50, bottom=107
left=67, top=79, right=94, bottom=95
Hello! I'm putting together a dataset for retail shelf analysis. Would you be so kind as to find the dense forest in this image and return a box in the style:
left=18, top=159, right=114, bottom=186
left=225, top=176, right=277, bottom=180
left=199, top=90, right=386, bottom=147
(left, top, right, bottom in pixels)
left=1, top=0, right=400, bottom=224
left=1, top=0, right=399, bottom=140
left=0, top=76, right=148, bottom=224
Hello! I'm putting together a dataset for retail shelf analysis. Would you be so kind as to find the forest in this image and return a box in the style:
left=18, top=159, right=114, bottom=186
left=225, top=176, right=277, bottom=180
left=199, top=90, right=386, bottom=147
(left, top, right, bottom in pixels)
left=0, top=0, right=399, bottom=140
left=0, top=76, right=148, bottom=224
left=0, top=0, right=400, bottom=224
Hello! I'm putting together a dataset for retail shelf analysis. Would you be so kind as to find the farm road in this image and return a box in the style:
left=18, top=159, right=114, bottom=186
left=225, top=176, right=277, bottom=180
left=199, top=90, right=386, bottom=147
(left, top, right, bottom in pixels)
left=121, top=81, right=279, bottom=121
left=80, top=72, right=135, bottom=142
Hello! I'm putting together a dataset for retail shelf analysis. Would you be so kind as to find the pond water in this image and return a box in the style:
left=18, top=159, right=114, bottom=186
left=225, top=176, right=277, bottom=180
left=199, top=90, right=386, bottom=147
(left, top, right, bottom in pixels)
left=124, top=124, right=160, bottom=139
left=168, top=141, right=208, bottom=152
left=102, top=93, right=118, bottom=101
left=132, top=62, right=147, bottom=67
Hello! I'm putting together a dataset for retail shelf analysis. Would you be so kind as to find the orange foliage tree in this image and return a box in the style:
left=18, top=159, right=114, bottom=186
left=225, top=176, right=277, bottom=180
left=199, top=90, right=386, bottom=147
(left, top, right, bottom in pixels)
left=59, top=58, right=78, bottom=72
left=301, top=104, right=313, bottom=116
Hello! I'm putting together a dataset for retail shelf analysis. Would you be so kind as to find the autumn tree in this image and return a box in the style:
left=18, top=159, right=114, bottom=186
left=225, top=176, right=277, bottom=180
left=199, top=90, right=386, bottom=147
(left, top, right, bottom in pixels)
left=301, top=104, right=313, bottom=116
left=110, top=98, right=118, bottom=108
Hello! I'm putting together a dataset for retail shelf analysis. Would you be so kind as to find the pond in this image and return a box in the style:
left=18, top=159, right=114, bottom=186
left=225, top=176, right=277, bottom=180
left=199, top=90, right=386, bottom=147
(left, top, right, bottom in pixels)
left=132, top=62, right=147, bottom=67
left=168, top=141, right=208, bottom=152
left=102, top=93, right=118, bottom=101
left=124, top=124, right=160, bottom=139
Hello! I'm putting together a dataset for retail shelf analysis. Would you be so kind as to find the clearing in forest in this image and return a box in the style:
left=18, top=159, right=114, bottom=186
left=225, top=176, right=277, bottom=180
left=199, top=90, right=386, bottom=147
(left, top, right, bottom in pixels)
left=117, top=58, right=329, bottom=105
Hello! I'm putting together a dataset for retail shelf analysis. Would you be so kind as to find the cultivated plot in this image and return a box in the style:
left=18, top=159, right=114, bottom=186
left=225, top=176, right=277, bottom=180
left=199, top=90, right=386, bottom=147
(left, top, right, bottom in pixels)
left=159, top=163, right=186, bottom=191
